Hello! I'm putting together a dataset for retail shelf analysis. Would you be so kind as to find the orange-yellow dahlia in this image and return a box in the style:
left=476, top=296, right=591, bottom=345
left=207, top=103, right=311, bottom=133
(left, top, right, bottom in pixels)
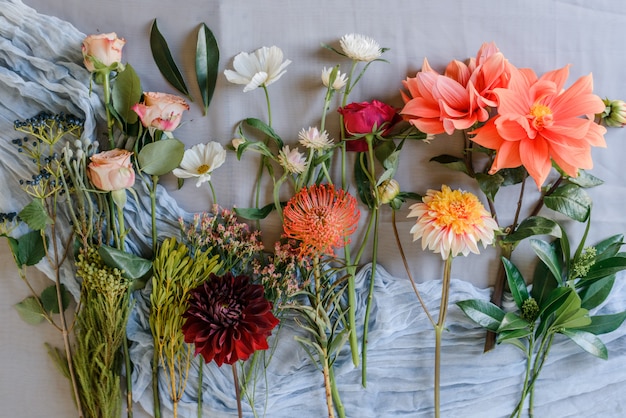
left=408, top=185, right=498, bottom=259
left=282, top=184, right=360, bottom=257
left=471, top=65, right=607, bottom=188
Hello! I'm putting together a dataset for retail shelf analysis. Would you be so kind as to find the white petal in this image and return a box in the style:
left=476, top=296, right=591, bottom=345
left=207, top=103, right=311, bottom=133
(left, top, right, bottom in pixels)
left=244, top=71, right=269, bottom=92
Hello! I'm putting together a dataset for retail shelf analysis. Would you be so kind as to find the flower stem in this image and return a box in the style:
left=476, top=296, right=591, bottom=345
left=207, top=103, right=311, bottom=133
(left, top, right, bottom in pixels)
left=197, top=358, right=203, bottom=418
left=152, top=350, right=161, bottom=418
left=360, top=205, right=378, bottom=387
left=232, top=363, right=243, bottom=418
left=434, top=256, right=453, bottom=418
left=150, top=176, right=159, bottom=255
left=328, top=364, right=345, bottom=418
left=102, top=71, right=115, bottom=150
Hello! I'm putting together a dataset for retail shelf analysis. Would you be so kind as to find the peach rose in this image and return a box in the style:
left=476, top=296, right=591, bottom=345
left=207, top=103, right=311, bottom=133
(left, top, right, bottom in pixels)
left=131, top=92, right=190, bottom=132
left=82, top=33, right=126, bottom=72
left=87, top=149, right=135, bottom=191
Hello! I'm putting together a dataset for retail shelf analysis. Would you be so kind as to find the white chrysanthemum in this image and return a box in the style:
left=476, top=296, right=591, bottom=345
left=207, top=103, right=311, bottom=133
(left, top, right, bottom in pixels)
left=278, top=145, right=306, bottom=174
left=298, top=127, right=333, bottom=151
left=321, top=67, right=348, bottom=90
left=224, top=46, right=291, bottom=92
left=172, top=141, right=226, bottom=187
left=339, top=34, right=382, bottom=62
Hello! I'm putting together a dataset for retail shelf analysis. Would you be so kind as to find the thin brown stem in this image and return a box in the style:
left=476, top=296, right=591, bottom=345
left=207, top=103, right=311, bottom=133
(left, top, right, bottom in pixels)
left=231, top=363, right=243, bottom=418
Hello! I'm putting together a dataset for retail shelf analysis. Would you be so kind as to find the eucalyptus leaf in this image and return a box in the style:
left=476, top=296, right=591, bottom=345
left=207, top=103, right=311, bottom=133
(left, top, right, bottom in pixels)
left=531, top=238, right=563, bottom=284
left=476, top=172, right=503, bottom=202
left=98, top=245, right=153, bottom=280
left=14, top=296, right=45, bottom=325
left=502, top=216, right=562, bottom=243
left=18, top=199, right=52, bottom=231
left=429, top=154, right=469, bottom=175
left=41, top=284, right=70, bottom=314
left=138, top=138, right=185, bottom=176
left=196, top=23, right=219, bottom=115
left=456, top=299, right=505, bottom=332
left=150, top=19, right=191, bottom=99
left=560, top=329, right=608, bottom=359
left=16, top=229, right=46, bottom=267
left=112, top=63, right=142, bottom=126
left=577, top=312, right=626, bottom=335
left=544, top=183, right=591, bottom=222
left=234, top=203, right=276, bottom=220
left=502, top=257, right=529, bottom=309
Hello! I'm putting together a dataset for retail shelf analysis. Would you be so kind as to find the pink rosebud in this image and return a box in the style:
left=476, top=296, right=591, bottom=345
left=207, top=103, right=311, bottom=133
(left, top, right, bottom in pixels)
left=82, top=33, right=126, bottom=72
left=131, top=92, right=190, bottom=132
left=87, top=149, right=135, bottom=191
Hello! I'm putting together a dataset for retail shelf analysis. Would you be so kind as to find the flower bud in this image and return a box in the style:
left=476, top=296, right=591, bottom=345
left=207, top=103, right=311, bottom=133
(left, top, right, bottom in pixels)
left=232, top=138, right=245, bottom=151
left=600, top=98, right=626, bottom=127
left=377, top=179, right=401, bottom=205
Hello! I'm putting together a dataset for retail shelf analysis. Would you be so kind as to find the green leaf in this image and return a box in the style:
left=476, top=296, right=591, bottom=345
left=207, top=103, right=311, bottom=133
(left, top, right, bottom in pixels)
left=112, top=63, right=142, bottom=126
left=531, top=238, right=563, bottom=284
left=531, top=252, right=559, bottom=308
left=355, top=153, right=375, bottom=209
left=40, top=284, right=70, bottom=314
left=234, top=203, right=275, bottom=220
left=584, top=255, right=626, bottom=281
left=497, top=328, right=532, bottom=342
left=499, top=167, right=528, bottom=187
left=593, top=234, right=624, bottom=260
left=429, top=154, right=468, bottom=175
left=556, top=308, right=591, bottom=330
left=45, top=343, right=70, bottom=378
left=497, top=312, right=530, bottom=332
left=476, top=172, right=503, bottom=202
left=98, top=245, right=153, bottom=280
left=502, top=216, right=562, bottom=243
left=138, top=138, right=185, bottom=176
left=456, top=299, right=505, bottom=332
left=577, top=312, right=626, bottom=335
left=538, top=287, right=572, bottom=322
left=502, top=257, right=529, bottom=309
left=18, top=199, right=52, bottom=231
left=560, top=329, right=608, bottom=359
left=150, top=19, right=190, bottom=99
left=242, top=118, right=283, bottom=148
left=568, top=170, right=604, bottom=188
left=16, top=230, right=46, bottom=267
left=14, top=296, right=45, bottom=325
left=544, top=183, right=591, bottom=222
left=196, top=23, right=219, bottom=115
left=579, top=274, right=615, bottom=310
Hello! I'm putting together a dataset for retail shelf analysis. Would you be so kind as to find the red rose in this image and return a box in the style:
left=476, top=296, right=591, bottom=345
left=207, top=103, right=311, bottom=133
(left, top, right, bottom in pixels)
left=338, top=100, right=399, bottom=151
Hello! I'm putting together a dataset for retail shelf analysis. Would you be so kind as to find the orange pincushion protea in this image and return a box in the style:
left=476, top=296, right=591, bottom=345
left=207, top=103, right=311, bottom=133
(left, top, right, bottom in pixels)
left=282, top=184, right=360, bottom=258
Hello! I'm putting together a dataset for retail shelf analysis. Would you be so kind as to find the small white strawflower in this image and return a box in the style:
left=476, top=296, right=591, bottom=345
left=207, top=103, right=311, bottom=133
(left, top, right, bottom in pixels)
left=224, top=46, right=291, bottom=92
left=278, top=145, right=306, bottom=174
left=339, top=34, right=382, bottom=62
left=172, top=141, right=226, bottom=187
left=298, top=127, right=333, bottom=151
left=321, top=67, right=348, bottom=90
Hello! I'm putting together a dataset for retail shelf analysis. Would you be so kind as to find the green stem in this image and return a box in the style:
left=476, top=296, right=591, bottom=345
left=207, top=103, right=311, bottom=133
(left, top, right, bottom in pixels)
left=150, top=175, right=158, bottom=256
left=360, top=206, right=378, bottom=387
left=152, top=350, right=161, bottom=418
left=102, top=71, right=115, bottom=150
left=329, top=360, right=345, bottom=418
left=197, top=358, right=203, bottom=418
left=122, top=333, right=133, bottom=418
left=208, top=180, right=217, bottom=206
left=434, top=256, right=453, bottom=418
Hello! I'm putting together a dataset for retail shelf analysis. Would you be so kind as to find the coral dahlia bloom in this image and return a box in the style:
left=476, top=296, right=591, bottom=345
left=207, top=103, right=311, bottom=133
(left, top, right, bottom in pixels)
left=283, top=184, right=360, bottom=257
left=182, top=273, right=279, bottom=367
left=408, top=185, right=498, bottom=259
left=471, top=65, right=607, bottom=188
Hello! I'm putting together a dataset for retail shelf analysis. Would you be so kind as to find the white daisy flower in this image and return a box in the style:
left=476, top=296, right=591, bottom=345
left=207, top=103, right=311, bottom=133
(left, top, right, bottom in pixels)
left=224, top=46, right=291, bottom=92
left=172, top=141, right=226, bottom=187
left=339, top=33, right=382, bottom=62
left=321, top=66, right=348, bottom=90
left=278, top=145, right=306, bottom=174
left=298, top=127, right=333, bottom=151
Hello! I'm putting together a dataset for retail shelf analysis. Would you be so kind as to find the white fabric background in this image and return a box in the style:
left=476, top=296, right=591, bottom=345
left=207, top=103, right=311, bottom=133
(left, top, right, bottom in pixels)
left=1, top=0, right=626, bottom=417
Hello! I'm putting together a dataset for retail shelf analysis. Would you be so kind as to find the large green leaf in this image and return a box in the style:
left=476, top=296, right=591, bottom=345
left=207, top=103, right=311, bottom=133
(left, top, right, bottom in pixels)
left=502, top=257, right=529, bottom=309
left=40, top=284, right=71, bottom=314
left=544, top=184, right=591, bottom=222
left=560, top=329, right=608, bottom=359
left=579, top=274, right=615, bottom=310
left=531, top=238, right=563, bottom=284
left=568, top=170, right=604, bottom=188
left=98, top=245, right=153, bottom=281
left=429, top=154, right=468, bottom=175
left=476, top=172, right=503, bottom=202
left=112, top=63, right=142, bottom=126
left=584, top=255, right=626, bottom=281
left=138, top=138, right=185, bottom=176
left=497, top=328, right=532, bottom=342
left=16, top=230, right=46, bottom=267
left=18, top=199, right=52, bottom=231
left=531, top=247, right=559, bottom=308
left=196, top=23, right=219, bottom=115
left=456, top=299, right=505, bottom=332
left=242, top=118, right=283, bottom=148
left=593, top=234, right=624, bottom=260
left=577, top=312, right=626, bottom=335
left=502, top=216, right=562, bottom=243
left=234, top=203, right=276, bottom=220
left=355, top=153, right=375, bottom=209
left=150, top=19, right=190, bottom=99
left=497, top=312, right=530, bottom=332
left=14, top=296, right=45, bottom=325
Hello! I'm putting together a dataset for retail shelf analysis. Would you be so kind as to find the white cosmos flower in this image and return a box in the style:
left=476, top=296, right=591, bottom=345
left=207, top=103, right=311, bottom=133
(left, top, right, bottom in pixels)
left=278, top=145, right=306, bottom=174
left=321, top=67, right=348, bottom=90
left=224, top=46, right=291, bottom=92
left=298, top=127, right=333, bottom=151
left=172, top=141, right=226, bottom=187
left=339, top=33, right=382, bottom=62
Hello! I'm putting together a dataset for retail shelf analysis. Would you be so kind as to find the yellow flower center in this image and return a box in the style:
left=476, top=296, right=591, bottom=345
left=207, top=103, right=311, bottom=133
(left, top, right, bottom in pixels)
left=197, top=164, right=210, bottom=174
left=429, top=188, right=486, bottom=234
left=529, top=103, right=553, bottom=130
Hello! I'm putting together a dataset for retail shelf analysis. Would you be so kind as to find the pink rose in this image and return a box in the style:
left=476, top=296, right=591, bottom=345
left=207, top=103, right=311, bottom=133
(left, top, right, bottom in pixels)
left=337, top=100, right=400, bottom=151
left=87, top=149, right=135, bottom=191
left=82, top=33, right=126, bottom=72
left=131, top=92, right=190, bottom=132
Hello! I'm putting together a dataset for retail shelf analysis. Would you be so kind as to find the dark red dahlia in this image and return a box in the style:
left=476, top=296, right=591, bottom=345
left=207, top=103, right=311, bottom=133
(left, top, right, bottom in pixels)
left=182, top=272, right=279, bottom=366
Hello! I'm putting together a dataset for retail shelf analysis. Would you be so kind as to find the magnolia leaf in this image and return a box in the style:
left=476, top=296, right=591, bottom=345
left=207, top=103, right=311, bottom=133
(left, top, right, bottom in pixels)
left=40, top=284, right=70, bottom=314
left=196, top=23, right=219, bottom=115
left=14, top=296, right=45, bottom=325
left=531, top=238, right=563, bottom=284
left=544, top=183, right=591, bottom=222
left=577, top=312, right=626, bottom=335
left=18, top=199, right=52, bottom=231
left=568, top=170, right=604, bottom=188
left=560, top=329, right=608, bottom=359
left=16, top=230, right=46, bottom=267
left=456, top=299, right=505, bottom=332
left=502, top=216, right=562, bottom=243
left=112, top=63, right=142, bottom=125
left=429, top=154, right=469, bottom=175
left=502, top=257, right=529, bottom=309
left=579, top=274, right=615, bottom=310
left=242, top=118, right=283, bottom=148
left=98, top=245, right=152, bottom=281
left=476, top=172, right=504, bottom=202
left=234, top=203, right=275, bottom=220
left=150, top=19, right=191, bottom=99
left=138, top=138, right=185, bottom=176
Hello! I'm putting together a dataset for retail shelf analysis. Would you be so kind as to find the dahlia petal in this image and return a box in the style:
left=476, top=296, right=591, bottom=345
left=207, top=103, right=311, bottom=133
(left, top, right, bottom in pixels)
left=518, top=136, right=552, bottom=187
left=539, top=65, right=570, bottom=92
left=470, top=119, right=504, bottom=150
left=491, top=140, right=522, bottom=172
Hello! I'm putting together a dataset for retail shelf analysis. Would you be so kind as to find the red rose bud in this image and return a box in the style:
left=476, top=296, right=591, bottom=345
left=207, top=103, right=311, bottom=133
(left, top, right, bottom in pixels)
left=338, top=100, right=400, bottom=151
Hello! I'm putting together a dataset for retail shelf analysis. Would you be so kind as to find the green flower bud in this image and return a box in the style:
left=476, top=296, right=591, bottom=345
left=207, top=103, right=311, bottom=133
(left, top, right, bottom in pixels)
left=600, top=98, right=626, bottom=127
left=377, top=178, right=401, bottom=205
left=521, top=297, right=539, bottom=323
